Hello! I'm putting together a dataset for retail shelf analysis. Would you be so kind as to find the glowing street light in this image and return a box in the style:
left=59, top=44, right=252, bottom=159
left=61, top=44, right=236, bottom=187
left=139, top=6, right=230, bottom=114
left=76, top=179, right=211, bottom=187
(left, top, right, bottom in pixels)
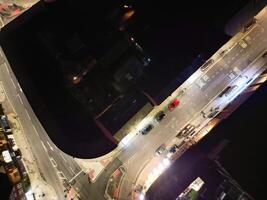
left=162, top=158, right=171, bottom=167
left=139, top=193, right=145, bottom=200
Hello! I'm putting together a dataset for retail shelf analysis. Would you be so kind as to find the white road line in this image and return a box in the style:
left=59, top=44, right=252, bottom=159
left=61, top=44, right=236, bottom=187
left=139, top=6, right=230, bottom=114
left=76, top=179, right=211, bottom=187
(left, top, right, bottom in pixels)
left=49, top=157, right=57, bottom=168
left=60, top=153, right=67, bottom=162
left=25, top=109, right=31, bottom=120
left=69, top=166, right=75, bottom=174
left=17, top=82, right=22, bottom=92
left=17, top=94, right=23, bottom=105
left=46, top=141, right=54, bottom=151
left=127, top=153, right=137, bottom=164
left=69, top=170, right=84, bottom=183
left=10, top=77, right=16, bottom=88
left=57, top=171, right=67, bottom=180
left=4, top=63, right=9, bottom=73
left=32, top=125, right=39, bottom=137
left=41, top=141, right=48, bottom=152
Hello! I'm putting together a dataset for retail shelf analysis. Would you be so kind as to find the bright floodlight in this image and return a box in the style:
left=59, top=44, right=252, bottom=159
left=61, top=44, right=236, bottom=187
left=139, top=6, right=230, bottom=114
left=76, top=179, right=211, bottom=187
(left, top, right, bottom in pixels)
left=152, top=168, right=159, bottom=177
left=139, top=193, right=145, bottom=200
left=163, top=158, right=171, bottom=167
left=158, top=163, right=165, bottom=172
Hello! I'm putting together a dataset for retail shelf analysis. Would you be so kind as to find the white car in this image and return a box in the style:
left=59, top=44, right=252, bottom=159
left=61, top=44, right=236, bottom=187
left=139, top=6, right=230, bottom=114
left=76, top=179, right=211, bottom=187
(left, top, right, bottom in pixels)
left=238, top=40, right=248, bottom=49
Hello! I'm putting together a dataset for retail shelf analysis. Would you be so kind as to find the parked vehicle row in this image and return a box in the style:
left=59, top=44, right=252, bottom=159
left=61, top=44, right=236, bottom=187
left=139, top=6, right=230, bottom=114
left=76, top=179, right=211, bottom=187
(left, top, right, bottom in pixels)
left=167, top=141, right=186, bottom=160
left=139, top=97, right=181, bottom=136
left=140, top=124, right=154, bottom=135
left=200, top=59, right=214, bottom=71
left=218, top=85, right=237, bottom=97
left=168, top=98, right=180, bottom=111
left=176, top=124, right=195, bottom=138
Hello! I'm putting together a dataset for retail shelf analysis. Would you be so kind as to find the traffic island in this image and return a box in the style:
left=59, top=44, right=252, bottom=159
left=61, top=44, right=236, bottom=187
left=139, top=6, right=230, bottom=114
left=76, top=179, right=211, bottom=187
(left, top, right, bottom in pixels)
left=105, top=166, right=126, bottom=200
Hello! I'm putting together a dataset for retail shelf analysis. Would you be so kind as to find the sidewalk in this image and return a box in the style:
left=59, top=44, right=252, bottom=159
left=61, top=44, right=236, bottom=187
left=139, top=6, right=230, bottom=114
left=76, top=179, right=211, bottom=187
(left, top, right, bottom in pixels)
left=75, top=147, right=121, bottom=183
left=104, top=166, right=125, bottom=200
left=5, top=112, right=57, bottom=200
left=0, top=0, right=40, bottom=28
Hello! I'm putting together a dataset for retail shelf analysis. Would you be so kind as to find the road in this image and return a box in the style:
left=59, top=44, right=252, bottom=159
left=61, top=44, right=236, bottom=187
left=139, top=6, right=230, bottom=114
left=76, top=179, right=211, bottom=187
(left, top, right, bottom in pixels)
left=0, top=49, right=93, bottom=198
left=0, top=5, right=266, bottom=200
left=118, top=7, right=267, bottom=199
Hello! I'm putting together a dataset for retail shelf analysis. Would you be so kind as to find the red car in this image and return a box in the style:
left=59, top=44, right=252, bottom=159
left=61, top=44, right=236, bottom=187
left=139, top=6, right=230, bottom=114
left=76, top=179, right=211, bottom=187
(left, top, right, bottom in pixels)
left=168, top=98, right=180, bottom=111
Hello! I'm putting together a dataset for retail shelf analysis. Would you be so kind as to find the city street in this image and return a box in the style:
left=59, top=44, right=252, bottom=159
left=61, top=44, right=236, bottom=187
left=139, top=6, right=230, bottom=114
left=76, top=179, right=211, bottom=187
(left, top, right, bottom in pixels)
left=118, top=7, right=267, bottom=199
left=0, top=48, right=88, bottom=199
left=0, top=5, right=266, bottom=200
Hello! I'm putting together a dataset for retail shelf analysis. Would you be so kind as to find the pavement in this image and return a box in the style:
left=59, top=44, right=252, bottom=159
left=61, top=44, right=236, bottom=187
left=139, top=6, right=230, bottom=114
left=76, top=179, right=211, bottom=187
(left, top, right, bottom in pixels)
left=105, top=166, right=126, bottom=200
left=75, top=146, right=122, bottom=183
left=117, top=6, right=267, bottom=199
left=0, top=0, right=40, bottom=28
left=0, top=44, right=124, bottom=199
left=6, top=112, right=57, bottom=200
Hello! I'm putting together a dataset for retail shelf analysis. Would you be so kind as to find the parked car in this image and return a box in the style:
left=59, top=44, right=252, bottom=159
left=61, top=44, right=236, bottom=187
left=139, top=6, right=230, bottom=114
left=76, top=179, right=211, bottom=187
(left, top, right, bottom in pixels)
left=176, top=124, right=195, bottom=138
left=168, top=99, right=180, bottom=111
left=238, top=40, right=248, bottom=49
left=155, top=111, right=166, bottom=122
left=140, top=124, right=153, bottom=135
left=155, top=144, right=166, bottom=156
left=243, top=18, right=256, bottom=32
left=200, top=59, right=214, bottom=71
left=176, top=129, right=186, bottom=138
left=167, top=144, right=178, bottom=158
left=207, top=110, right=220, bottom=118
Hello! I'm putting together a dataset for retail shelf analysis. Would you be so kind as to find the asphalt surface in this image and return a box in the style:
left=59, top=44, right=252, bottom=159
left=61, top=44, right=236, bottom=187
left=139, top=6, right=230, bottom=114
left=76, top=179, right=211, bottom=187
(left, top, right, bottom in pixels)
left=0, top=50, right=85, bottom=198
left=118, top=8, right=267, bottom=200
left=0, top=5, right=266, bottom=200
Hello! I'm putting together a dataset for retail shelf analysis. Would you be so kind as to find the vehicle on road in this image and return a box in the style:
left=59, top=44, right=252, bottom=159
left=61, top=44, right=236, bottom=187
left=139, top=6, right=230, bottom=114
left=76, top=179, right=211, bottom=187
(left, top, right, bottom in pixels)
left=140, top=124, right=153, bottom=135
left=155, top=144, right=166, bottom=156
left=219, top=85, right=237, bottom=98
left=155, top=111, right=166, bottom=122
left=168, top=98, right=180, bottom=111
left=207, top=110, right=220, bottom=118
left=176, top=124, right=195, bottom=138
left=200, top=59, right=214, bottom=71
left=0, top=115, right=11, bottom=132
left=243, top=18, right=256, bottom=32
left=238, top=39, right=248, bottom=49
left=167, top=144, right=178, bottom=158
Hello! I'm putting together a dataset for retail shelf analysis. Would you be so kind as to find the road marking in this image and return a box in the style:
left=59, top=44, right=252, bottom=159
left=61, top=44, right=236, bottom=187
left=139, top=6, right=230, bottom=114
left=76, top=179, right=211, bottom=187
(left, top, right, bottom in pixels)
left=32, top=125, right=39, bottom=137
left=60, top=153, right=67, bottom=162
left=49, top=157, right=57, bottom=168
left=41, top=141, right=48, bottom=152
left=10, top=77, right=16, bottom=88
left=57, top=171, right=67, bottom=180
left=25, top=109, right=31, bottom=120
left=127, top=152, right=137, bottom=164
left=17, top=94, right=23, bottom=105
left=69, top=170, right=84, bottom=183
left=46, top=141, right=54, bottom=151
left=4, top=63, right=9, bottom=73
left=69, top=166, right=75, bottom=174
